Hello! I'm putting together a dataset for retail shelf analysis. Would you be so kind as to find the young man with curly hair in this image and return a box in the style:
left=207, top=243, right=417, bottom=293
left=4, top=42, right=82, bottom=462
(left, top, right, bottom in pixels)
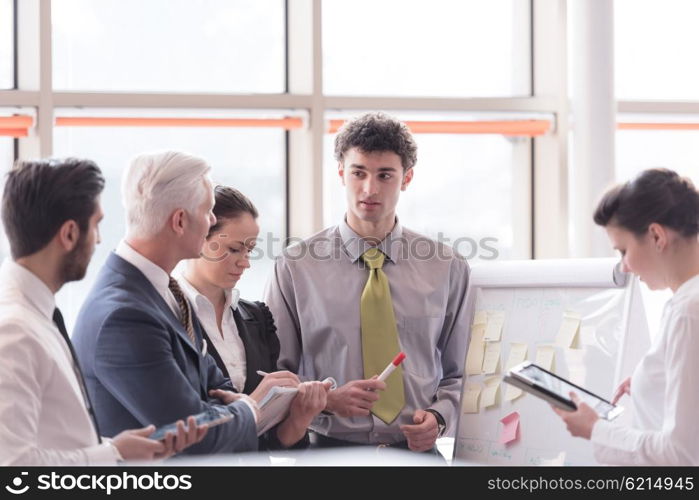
left=265, top=112, right=469, bottom=453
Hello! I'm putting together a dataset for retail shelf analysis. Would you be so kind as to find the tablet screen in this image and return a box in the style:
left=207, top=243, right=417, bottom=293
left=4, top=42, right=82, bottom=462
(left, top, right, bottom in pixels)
left=518, top=364, right=619, bottom=419
left=150, top=407, right=232, bottom=441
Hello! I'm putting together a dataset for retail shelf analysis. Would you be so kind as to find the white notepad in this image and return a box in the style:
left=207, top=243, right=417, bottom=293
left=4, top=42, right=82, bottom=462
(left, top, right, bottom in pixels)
left=256, top=386, right=299, bottom=435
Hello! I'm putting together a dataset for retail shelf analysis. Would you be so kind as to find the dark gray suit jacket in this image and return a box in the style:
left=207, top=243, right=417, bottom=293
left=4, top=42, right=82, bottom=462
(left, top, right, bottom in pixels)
left=72, top=252, right=257, bottom=454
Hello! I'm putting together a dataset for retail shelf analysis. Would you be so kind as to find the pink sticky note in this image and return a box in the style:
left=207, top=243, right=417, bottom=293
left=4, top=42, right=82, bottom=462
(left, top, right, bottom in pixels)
left=499, top=411, right=520, bottom=445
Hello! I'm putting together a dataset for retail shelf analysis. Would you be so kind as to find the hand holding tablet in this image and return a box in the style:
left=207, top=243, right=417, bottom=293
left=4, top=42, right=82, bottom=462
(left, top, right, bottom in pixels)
left=150, top=407, right=232, bottom=441
left=503, top=361, right=624, bottom=420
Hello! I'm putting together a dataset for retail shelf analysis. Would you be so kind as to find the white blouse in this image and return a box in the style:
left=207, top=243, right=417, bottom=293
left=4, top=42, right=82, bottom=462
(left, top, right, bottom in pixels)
left=591, top=273, right=699, bottom=465
left=177, top=276, right=247, bottom=392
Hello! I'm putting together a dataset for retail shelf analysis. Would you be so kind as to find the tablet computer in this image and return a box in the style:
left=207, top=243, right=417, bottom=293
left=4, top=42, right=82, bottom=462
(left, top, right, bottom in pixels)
left=503, top=361, right=624, bottom=420
left=149, top=407, right=233, bottom=441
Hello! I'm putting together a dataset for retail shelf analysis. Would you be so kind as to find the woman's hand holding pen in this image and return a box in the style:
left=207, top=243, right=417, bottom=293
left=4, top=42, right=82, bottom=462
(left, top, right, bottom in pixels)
left=249, top=370, right=300, bottom=404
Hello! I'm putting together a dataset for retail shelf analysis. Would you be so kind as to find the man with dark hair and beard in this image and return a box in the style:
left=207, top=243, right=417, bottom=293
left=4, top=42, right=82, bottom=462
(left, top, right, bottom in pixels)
left=0, top=158, right=206, bottom=466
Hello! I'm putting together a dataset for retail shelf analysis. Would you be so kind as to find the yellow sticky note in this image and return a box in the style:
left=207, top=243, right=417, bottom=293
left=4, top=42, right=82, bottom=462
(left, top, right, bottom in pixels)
left=504, top=383, right=523, bottom=402
left=481, top=376, right=501, bottom=408
left=535, top=345, right=555, bottom=371
left=484, top=311, right=505, bottom=341
left=482, top=341, right=501, bottom=374
left=473, top=310, right=488, bottom=327
left=462, top=383, right=481, bottom=414
left=505, top=342, right=528, bottom=372
left=465, top=325, right=486, bottom=375
left=556, top=311, right=581, bottom=348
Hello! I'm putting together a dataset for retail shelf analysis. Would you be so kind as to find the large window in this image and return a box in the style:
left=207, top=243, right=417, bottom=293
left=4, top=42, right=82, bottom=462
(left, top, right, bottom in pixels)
left=616, top=119, right=699, bottom=184
left=323, top=115, right=531, bottom=260
left=615, top=0, right=699, bottom=337
left=616, top=0, right=699, bottom=100
left=615, top=0, right=699, bottom=176
left=0, top=0, right=13, bottom=89
left=322, top=0, right=531, bottom=97
left=53, top=112, right=286, bottom=328
left=615, top=0, right=699, bottom=182
left=52, top=0, right=285, bottom=92
left=5, top=0, right=541, bottom=331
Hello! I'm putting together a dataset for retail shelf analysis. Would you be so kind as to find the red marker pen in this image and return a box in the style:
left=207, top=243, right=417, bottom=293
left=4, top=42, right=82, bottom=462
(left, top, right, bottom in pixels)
left=377, top=352, right=406, bottom=382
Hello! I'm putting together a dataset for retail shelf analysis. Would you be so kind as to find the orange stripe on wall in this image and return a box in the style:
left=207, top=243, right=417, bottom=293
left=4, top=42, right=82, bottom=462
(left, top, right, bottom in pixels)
left=0, top=115, right=33, bottom=128
left=55, top=116, right=305, bottom=129
left=0, top=128, right=28, bottom=138
left=31, top=116, right=699, bottom=135
left=55, top=116, right=550, bottom=136
left=327, top=119, right=551, bottom=136
left=0, top=116, right=33, bottom=137
left=617, top=122, right=699, bottom=131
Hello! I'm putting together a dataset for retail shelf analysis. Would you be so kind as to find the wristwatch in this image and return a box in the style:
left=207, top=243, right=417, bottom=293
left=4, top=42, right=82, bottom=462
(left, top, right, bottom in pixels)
left=425, top=409, right=446, bottom=437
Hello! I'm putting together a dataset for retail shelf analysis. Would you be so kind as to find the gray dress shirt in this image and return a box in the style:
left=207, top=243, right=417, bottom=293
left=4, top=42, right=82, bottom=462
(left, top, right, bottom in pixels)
left=264, top=219, right=470, bottom=444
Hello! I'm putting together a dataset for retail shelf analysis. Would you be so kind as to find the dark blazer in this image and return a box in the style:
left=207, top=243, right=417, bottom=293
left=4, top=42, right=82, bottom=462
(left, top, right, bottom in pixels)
left=203, top=299, right=309, bottom=450
left=72, top=253, right=258, bottom=454
left=205, top=299, right=279, bottom=394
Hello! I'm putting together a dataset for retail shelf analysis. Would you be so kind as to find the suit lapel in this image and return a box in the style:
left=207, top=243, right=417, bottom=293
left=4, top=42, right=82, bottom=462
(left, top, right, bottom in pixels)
left=106, top=253, right=202, bottom=361
left=234, top=304, right=265, bottom=394
left=191, top=315, right=210, bottom=396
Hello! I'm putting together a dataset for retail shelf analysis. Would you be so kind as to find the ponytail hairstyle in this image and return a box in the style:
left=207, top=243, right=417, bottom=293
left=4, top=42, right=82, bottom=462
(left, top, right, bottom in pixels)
left=593, top=168, right=699, bottom=238
left=207, top=185, right=258, bottom=238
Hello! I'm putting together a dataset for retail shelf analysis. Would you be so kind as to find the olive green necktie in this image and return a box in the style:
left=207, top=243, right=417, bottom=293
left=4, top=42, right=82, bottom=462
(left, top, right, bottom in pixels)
left=360, top=247, right=405, bottom=424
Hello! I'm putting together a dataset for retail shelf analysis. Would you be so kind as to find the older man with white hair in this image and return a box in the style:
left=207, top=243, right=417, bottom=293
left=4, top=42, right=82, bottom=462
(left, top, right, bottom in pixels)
left=72, top=151, right=261, bottom=455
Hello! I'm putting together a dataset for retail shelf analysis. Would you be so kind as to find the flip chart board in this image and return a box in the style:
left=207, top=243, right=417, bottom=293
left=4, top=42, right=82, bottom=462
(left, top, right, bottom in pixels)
left=454, top=259, right=650, bottom=465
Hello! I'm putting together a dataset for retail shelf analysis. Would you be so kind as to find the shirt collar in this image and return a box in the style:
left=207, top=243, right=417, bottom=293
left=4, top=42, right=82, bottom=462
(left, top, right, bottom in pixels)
left=671, top=272, right=699, bottom=304
left=115, top=240, right=171, bottom=297
left=0, top=258, right=56, bottom=320
left=176, top=274, right=240, bottom=316
left=338, top=216, right=404, bottom=264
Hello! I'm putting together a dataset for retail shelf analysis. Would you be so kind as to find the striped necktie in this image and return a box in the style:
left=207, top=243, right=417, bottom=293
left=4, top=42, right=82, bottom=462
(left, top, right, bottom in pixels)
left=168, top=277, right=197, bottom=346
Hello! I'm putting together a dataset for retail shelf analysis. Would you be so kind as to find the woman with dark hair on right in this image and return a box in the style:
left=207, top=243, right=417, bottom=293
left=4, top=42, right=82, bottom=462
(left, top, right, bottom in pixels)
left=553, top=168, right=699, bottom=465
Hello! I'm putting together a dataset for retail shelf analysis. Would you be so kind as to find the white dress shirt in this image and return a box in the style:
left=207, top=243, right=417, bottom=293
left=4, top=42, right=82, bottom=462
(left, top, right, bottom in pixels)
left=0, top=259, right=118, bottom=465
left=115, top=240, right=180, bottom=317
left=177, top=276, right=247, bottom=392
left=591, top=273, right=699, bottom=465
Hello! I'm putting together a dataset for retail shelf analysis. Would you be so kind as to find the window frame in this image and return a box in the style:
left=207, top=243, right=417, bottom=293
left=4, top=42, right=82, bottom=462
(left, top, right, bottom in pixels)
left=1, top=0, right=565, bottom=261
